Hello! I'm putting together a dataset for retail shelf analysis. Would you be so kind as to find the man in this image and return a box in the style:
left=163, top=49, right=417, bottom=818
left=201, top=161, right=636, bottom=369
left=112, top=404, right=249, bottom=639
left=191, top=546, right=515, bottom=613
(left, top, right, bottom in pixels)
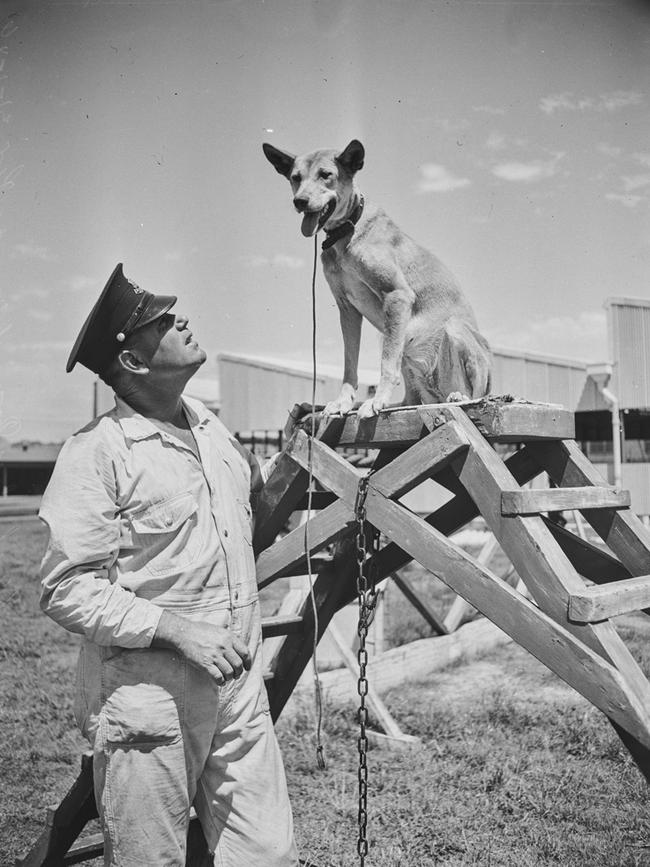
left=39, top=264, right=299, bottom=866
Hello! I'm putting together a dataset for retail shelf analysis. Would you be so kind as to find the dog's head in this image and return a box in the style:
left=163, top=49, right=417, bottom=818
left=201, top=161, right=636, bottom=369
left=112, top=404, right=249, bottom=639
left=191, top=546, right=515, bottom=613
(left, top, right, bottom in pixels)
left=262, top=140, right=365, bottom=238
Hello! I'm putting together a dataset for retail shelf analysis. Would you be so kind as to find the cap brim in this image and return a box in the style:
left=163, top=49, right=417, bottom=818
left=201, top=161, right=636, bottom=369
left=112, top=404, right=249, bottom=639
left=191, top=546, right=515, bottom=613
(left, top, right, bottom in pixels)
left=135, top=294, right=177, bottom=330
left=66, top=263, right=123, bottom=373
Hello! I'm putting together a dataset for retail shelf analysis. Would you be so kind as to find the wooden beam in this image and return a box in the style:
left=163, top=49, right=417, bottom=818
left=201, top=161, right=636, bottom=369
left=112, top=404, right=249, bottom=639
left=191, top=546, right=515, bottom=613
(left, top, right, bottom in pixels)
left=362, top=487, right=650, bottom=748
left=266, top=538, right=359, bottom=721
left=253, top=415, right=345, bottom=556
left=439, top=406, right=650, bottom=718
left=390, top=572, right=449, bottom=635
left=294, top=398, right=574, bottom=449
left=543, top=517, right=632, bottom=584
left=256, top=499, right=355, bottom=588
left=326, top=622, right=420, bottom=744
left=262, top=615, right=304, bottom=638
left=501, top=486, right=630, bottom=516
left=569, top=575, right=650, bottom=622
left=530, top=439, right=650, bottom=578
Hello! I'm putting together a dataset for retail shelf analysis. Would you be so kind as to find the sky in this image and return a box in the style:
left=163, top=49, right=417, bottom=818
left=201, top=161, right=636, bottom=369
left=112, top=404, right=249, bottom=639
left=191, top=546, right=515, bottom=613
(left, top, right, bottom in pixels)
left=1, top=0, right=649, bottom=442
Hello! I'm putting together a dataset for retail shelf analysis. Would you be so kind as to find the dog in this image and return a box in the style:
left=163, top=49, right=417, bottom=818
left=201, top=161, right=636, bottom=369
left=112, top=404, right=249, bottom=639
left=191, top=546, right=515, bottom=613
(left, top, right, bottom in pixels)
left=263, top=139, right=492, bottom=419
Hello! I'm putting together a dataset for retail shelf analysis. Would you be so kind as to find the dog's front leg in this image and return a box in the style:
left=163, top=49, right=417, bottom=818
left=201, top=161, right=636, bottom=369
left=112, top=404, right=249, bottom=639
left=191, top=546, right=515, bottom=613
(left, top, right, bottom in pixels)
left=357, top=287, right=412, bottom=419
left=324, top=299, right=362, bottom=416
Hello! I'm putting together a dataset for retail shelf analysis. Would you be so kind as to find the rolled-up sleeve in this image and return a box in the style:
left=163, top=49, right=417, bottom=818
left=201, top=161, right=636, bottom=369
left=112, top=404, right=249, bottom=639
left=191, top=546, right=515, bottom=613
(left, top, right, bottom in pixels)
left=39, top=431, right=162, bottom=648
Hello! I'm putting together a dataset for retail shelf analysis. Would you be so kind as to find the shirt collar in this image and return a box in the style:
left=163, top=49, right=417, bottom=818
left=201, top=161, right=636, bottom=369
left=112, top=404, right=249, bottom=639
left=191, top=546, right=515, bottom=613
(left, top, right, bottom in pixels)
left=114, top=394, right=211, bottom=442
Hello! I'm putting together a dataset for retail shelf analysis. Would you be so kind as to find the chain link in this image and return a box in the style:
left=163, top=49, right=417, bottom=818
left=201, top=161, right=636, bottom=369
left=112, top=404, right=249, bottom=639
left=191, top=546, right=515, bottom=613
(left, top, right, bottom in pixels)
left=354, top=472, right=380, bottom=865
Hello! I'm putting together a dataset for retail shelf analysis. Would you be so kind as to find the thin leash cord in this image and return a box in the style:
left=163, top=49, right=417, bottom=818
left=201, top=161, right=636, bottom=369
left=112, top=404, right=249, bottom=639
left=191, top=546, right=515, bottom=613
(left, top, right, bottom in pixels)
left=304, top=231, right=326, bottom=769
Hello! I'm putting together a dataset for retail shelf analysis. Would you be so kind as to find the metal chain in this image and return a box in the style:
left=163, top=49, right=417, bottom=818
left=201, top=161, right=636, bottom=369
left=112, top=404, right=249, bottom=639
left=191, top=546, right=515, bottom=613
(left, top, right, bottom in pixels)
left=354, top=473, right=380, bottom=866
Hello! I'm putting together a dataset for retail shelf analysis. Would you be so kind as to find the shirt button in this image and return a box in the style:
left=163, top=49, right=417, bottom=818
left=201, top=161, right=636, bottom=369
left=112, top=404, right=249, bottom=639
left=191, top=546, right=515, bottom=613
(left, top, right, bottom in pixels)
left=223, top=529, right=229, bottom=537
left=234, top=591, right=239, bottom=601
left=165, top=517, right=173, bottom=527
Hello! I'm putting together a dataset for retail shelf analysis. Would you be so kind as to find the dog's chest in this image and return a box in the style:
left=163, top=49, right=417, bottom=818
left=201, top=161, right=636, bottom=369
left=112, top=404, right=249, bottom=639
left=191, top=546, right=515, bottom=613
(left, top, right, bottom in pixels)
left=322, top=253, right=384, bottom=329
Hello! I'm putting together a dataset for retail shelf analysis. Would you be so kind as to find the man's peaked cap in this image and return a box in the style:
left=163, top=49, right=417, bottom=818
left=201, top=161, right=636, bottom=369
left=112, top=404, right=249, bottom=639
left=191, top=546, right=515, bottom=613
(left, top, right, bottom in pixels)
left=66, top=263, right=177, bottom=375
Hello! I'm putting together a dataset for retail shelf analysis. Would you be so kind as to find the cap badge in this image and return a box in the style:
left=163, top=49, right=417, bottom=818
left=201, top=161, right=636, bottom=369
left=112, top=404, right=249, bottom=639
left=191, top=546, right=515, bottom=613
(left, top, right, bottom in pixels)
left=127, top=278, right=143, bottom=294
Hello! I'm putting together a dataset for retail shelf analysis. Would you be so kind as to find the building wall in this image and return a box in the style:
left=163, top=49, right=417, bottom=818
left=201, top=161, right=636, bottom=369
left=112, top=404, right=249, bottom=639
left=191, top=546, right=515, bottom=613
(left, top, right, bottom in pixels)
left=220, top=348, right=590, bottom=433
left=606, top=297, right=650, bottom=410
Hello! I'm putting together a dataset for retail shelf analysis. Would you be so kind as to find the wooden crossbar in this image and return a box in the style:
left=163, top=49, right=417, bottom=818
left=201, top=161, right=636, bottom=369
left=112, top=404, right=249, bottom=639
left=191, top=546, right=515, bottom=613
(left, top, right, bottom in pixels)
left=501, top=486, right=631, bottom=516
left=569, top=575, right=650, bottom=622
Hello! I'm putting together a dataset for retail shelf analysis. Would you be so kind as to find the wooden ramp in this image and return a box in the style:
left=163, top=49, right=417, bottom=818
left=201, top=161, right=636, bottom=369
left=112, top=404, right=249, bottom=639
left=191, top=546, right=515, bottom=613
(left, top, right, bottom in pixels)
left=17, top=398, right=650, bottom=865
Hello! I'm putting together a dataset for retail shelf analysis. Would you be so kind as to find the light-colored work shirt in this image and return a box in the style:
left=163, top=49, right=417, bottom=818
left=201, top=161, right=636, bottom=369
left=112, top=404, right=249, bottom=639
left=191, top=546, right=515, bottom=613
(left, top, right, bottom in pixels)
left=39, top=395, right=260, bottom=649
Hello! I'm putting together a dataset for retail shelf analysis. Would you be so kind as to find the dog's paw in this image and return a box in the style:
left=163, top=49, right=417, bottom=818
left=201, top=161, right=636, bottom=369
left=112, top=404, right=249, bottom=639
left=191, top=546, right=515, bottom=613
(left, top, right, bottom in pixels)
left=446, top=391, right=470, bottom=403
left=323, top=397, right=355, bottom=417
left=357, top=396, right=389, bottom=419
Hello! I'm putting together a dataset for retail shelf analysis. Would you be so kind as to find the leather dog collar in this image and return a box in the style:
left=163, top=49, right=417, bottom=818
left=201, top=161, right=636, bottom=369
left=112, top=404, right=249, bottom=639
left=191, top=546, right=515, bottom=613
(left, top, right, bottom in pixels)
left=322, top=195, right=365, bottom=250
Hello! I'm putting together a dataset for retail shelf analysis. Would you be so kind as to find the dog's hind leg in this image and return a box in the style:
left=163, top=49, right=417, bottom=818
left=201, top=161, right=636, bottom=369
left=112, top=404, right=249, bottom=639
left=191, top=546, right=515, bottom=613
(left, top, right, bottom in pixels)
left=430, top=319, right=492, bottom=402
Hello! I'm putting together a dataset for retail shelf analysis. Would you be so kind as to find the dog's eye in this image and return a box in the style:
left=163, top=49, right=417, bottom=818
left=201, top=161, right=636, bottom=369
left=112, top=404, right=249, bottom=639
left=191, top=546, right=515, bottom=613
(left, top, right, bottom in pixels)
left=291, top=173, right=301, bottom=184
left=319, top=170, right=332, bottom=180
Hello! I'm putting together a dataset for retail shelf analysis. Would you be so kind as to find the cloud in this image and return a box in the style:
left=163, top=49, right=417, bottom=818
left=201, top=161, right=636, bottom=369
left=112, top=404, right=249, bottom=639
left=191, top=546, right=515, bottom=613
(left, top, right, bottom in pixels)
left=605, top=192, right=644, bottom=208
left=597, top=143, right=623, bottom=158
left=622, top=174, right=650, bottom=192
left=540, top=90, right=644, bottom=114
left=417, top=163, right=471, bottom=193
left=69, top=275, right=97, bottom=292
left=164, top=250, right=182, bottom=263
left=248, top=253, right=304, bottom=269
left=28, top=309, right=53, bottom=323
left=472, top=104, right=506, bottom=116
left=11, top=242, right=57, bottom=262
left=492, top=156, right=561, bottom=183
left=633, top=152, right=650, bottom=167
left=491, top=311, right=607, bottom=360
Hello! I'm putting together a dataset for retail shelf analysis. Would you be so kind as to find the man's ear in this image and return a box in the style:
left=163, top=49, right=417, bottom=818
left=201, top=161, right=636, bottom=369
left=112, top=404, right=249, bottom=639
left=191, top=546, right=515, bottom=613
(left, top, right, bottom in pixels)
left=336, top=140, right=365, bottom=175
left=262, top=143, right=296, bottom=178
left=117, top=348, right=150, bottom=375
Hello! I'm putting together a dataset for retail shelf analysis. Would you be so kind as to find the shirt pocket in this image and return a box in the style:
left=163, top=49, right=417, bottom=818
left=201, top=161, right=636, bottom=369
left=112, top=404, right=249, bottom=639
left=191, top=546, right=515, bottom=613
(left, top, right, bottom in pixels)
left=129, top=492, right=201, bottom=576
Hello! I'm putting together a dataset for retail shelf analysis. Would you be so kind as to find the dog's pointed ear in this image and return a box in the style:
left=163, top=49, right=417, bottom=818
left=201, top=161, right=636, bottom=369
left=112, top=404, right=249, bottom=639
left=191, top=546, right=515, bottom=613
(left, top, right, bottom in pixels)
left=336, top=140, right=365, bottom=174
left=262, top=143, right=296, bottom=178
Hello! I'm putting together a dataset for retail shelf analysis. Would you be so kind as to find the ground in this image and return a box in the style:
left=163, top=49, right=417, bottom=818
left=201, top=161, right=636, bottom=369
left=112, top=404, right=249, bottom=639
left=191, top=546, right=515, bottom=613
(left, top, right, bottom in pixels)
left=2, top=518, right=650, bottom=866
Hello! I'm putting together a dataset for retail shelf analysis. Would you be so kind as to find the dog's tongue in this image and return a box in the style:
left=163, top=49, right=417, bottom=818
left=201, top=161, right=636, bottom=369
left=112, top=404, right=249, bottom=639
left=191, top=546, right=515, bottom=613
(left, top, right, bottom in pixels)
left=301, top=211, right=321, bottom=237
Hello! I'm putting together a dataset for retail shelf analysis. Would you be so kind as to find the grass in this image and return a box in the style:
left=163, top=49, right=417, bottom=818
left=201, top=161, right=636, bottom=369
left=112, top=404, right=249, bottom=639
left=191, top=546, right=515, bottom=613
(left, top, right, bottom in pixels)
left=2, top=519, right=650, bottom=866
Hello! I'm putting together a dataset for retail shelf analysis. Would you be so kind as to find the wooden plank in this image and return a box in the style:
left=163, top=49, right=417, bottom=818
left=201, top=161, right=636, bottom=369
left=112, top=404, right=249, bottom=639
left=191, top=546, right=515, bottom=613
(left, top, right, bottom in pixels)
left=266, top=538, right=359, bottom=720
left=327, top=622, right=419, bottom=743
left=292, top=399, right=574, bottom=450
left=501, top=486, right=630, bottom=516
left=543, top=517, right=632, bottom=584
left=254, top=415, right=345, bottom=556
left=391, top=572, right=448, bottom=635
left=530, top=439, right=650, bottom=577
left=439, top=406, right=650, bottom=717
left=15, top=754, right=98, bottom=867
left=289, top=422, right=469, bottom=506
left=262, top=615, right=304, bottom=638
left=569, top=575, right=650, bottom=622
left=443, top=534, right=500, bottom=632
left=347, top=447, right=543, bottom=610
left=256, top=499, right=355, bottom=588
left=294, top=491, right=337, bottom=511
left=293, top=618, right=512, bottom=707
left=362, top=487, right=650, bottom=747
left=419, top=400, right=574, bottom=444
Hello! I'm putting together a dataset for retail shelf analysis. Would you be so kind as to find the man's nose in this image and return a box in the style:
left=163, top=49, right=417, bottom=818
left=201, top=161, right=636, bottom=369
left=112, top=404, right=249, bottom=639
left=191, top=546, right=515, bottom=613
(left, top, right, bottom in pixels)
left=175, top=314, right=189, bottom=329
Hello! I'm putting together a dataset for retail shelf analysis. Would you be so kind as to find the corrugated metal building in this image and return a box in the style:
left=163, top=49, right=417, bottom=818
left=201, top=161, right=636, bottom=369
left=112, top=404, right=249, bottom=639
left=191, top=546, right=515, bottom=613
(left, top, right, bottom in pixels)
left=218, top=346, right=590, bottom=433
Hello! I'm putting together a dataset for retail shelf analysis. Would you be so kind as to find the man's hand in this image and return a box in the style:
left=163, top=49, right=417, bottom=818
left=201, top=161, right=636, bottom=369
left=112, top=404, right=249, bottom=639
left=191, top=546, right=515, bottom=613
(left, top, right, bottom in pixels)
left=152, top=610, right=252, bottom=684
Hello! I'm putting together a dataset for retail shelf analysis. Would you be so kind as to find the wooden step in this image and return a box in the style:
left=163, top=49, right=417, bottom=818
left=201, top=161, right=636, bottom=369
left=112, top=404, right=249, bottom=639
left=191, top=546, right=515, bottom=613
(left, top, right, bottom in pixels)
left=569, top=574, right=650, bottom=622
left=501, top=486, right=630, bottom=517
left=261, top=614, right=304, bottom=638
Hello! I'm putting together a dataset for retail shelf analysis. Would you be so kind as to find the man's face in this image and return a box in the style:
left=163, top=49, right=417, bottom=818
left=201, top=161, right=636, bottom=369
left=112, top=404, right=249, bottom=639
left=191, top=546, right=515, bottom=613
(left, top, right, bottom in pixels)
left=130, top=312, right=207, bottom=376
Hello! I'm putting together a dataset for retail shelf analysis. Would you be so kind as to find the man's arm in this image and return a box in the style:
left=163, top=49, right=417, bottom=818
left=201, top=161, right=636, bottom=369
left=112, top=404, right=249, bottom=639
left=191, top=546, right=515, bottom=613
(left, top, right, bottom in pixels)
left=39, top=431, right=163, bottom=647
